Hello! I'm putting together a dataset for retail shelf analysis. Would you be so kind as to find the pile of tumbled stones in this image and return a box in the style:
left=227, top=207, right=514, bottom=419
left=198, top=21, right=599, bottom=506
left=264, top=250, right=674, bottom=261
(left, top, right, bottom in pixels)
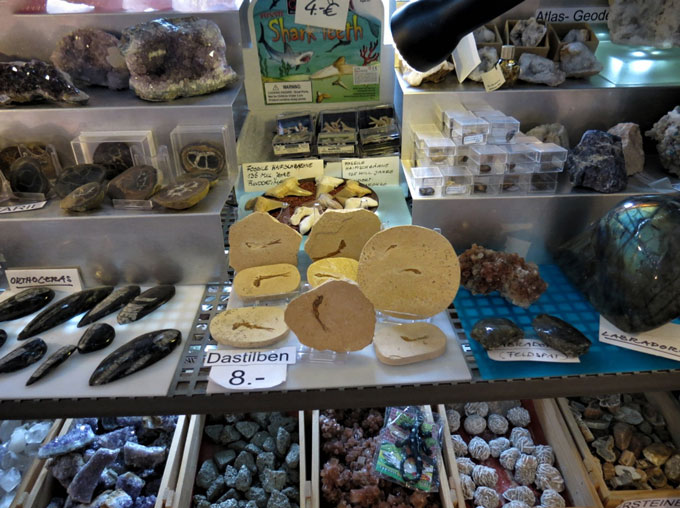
left=446, top=401, right=567, bottom=508
left=193, top=412, right=300, bottom=508
left=41, top=416, right=178, bottom=508
left=568, top=393, right=680, bottom=490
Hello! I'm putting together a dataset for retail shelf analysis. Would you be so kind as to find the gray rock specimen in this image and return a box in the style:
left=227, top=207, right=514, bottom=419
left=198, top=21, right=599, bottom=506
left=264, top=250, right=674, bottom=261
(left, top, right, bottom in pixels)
left=559, top=42, right=603, bottom=78
left=468, top=47, right=499, bottom=82
left=608, top=122, right=645, bottom=175
left=563, top=29, right=589, bottom=43
left=0, top=59, right=89, bottom=106
left=68, top=448, right=119, bottom=503
left=519, top=53, right=566, bottom=87
left=527, top=123, right=570, bottom=148
left=473, top=25, right=496, bottom=43
left=608, top=0, right=680, bottom=48
left=119, top=17, right=238, bottom=102
left=196, top=460, right=218, bottom=489
left=51, top=28, right=129, bottom=90
left=646, top=106, right=680, bottom=176
left=566, top=130, right=627, bottom=192
left=510, top=17, right=547, bottom=46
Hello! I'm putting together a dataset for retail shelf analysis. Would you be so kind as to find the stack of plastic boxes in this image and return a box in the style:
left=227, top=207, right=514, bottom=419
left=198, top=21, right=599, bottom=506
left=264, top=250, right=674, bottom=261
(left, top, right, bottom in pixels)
left=409, top=104, right=568, bottom=197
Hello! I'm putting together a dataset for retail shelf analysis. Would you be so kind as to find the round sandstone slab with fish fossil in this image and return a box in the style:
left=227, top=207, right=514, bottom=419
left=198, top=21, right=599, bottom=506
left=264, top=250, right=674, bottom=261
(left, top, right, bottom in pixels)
left=60, top=181, right=107, bottom=212
left=232, top=263, right=300, bottom=301
left=107, top=165, right=162, bottom=200
left=55, top=164, right=107, bottom=198
left=306, top=257, right=358, bottom=288
left=180, top=142, right=226, bottom=174
left=93, top=142, right=134, bottom=179
left=9, top=156, right=51, bottom=194
left=209, top=306, right=289, bottom=348
left=304, top=209, right=381, bottom=261
left=152, top=178, right=210, bottom=210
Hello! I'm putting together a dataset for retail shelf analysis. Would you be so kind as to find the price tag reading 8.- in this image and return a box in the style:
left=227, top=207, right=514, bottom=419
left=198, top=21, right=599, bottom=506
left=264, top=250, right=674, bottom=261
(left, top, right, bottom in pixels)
left=295, top=0, right=350, bottom=31
left=210, top=364, right=288, bottom=391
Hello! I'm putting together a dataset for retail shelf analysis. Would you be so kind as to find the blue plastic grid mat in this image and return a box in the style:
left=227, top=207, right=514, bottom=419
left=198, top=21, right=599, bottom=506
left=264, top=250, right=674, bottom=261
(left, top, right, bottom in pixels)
left=454, top=264, right=680, bottom=380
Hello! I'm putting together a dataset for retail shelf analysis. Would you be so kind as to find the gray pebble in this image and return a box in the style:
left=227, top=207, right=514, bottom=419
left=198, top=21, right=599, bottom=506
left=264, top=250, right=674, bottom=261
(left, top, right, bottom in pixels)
left=225, top=414, right=245, bottom=424
left=214, top=500, right=238, bottom=508
left=245, top=487, right=267, bottom=508
left=220, top=426, right=242, bottom=445
left=276, top=428, right=291, bottom=456
left=196, top=460, right=218, bottom=490
left=235, top=465, right=253, bottom=492
left=235, top=451, right=256, bottom=473
left=245, top=444, right=263, bottom=455
left=261, top=469, right=286, bottom=493
left=225, top=465, right=239, bottom=488
left=266, top=490, right=290, bottom=508
left=251, top=431, right=270, bottom=448
left=257, top=452, right=276, bottom=473
left=245, top=502, right=258, bottom=508
left=216, top=488, right=239, bottom=503
left=282, top=487, right=298, bottom=502
left=228, top=440, right=248, bottom=452
left=214, top=449, right=237, bottom=471
left=250, top=413, right=270, bottom=428
left=236, top=421, right=260, bottom=440
left=282, top=465, right=299, bottom=484
left=285, top=444, right=299, bottom=469
left=204, top=425, right=224, bottom=444
left=207, top=476, right=227, bottom=502
left=192, top=495, right=210, bottom=508
left=262, top=438, right=276, bottom=453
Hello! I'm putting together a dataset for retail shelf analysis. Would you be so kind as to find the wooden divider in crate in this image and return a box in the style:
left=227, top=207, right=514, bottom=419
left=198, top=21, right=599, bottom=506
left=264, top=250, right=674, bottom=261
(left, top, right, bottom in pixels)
left=311, top=407, right=455, bottom=508
left=175, top=412, right=310, bottom=508
left=438, top=399, right=601, bottom=508
left=558, top=392, right=680, bottom=508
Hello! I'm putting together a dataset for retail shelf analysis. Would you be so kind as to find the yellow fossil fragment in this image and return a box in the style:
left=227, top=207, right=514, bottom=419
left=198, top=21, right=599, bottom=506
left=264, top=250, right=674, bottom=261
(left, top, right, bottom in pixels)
left=253, top=196, right=287, bottom=213
left=316, top=193, right=343, bottom=210
left=290, top=206, right=314, bottom=226
left=264, top=177, right=313, bottom=199
left=315, top=175, right=344, bottom=197
left=345, top=180, right=372, bottom=197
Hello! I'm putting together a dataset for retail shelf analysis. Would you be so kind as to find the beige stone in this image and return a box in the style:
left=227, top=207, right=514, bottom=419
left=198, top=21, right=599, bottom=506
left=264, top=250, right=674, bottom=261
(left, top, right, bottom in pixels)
left=306, top=257, right=358, bottom=288
left=373, top=322, right=447, bottom=365
left=304, top=209, right=381, bottom=261
left=232, top=263, right=300, bottom=301
left=608, top=122, right=645, bottom=175
left=209, top=306, right=289, bottom=348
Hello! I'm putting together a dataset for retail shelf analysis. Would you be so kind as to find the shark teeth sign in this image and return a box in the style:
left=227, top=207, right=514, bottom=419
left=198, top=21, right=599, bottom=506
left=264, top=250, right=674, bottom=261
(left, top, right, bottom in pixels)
left=254, top=0, right=382, bottom=104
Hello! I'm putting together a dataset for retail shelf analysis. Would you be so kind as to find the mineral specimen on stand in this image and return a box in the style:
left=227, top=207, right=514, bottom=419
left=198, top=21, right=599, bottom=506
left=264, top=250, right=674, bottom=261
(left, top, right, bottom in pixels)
left=526, top=123, right=569, bottom=148
left=60, top=181, right=107, bottom=212
left=470, top=317, right=524, bottom=350
left=559, top=42, right=603, bottom=78
left=8, top=157, right=50, bottom=194
left=566, top=130, right=627, bottom=193
left=608, top=0, right=680, bottom=48
left=51, top=28, right=129, bottom=90
left=646, top=106, right=680, bottom=176
left=0, top=60, right=89, bottom=106
left=608, top=123, right=645, bottom=175
left=468, top=47, right=499, bottom=82
left=119, top=17, right=238, bottom=101
left=510, top=18, right=547, bottom=47
left=518, top=53, right=566, bottom=87
left=0, top=338, right=47, bottom=373
left=532, top=314, right=592, bottom=357
left=556, top=194, right=680, bottom=333
left=152, top=178, right=210, bottom=210
left=459, top=244, right=547, bottom=308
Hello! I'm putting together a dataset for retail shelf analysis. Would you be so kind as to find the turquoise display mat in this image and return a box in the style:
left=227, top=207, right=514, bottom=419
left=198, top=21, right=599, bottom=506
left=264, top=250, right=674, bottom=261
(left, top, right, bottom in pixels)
left=455, top=264, right=680, bottom=380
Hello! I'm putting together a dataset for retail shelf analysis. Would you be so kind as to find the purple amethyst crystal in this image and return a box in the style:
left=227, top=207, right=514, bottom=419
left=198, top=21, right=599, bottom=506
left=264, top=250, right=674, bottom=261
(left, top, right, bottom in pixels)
left=123, top=442, right=166, bottom=469
left=97, top=427, right=138, bottom=450
left=39, top=425, right=96, bottom=459
left=67, top=447, right=119, bottom=503
left=0, top=60, right=89, bottom=106
left=116, top=471, right=145, bottom=500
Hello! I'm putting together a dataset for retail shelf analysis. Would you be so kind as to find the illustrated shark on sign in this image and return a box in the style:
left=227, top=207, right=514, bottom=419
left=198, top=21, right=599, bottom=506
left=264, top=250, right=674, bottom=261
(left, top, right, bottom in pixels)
left=259, top=23, right=314, bottom=69
left=349, top=0, right=381, bottom=38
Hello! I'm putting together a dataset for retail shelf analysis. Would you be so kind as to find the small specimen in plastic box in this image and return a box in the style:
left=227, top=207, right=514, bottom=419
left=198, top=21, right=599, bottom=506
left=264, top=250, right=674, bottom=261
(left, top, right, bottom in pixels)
left=502, top=173, right=529, bottom=194
left=317, top=110, right=358, bottom=156
left=273, top=113, right=314, bottom=157
left=528, top=142, right=568, bottom=172
left=441, top=166, right=473, bottom=196
left=472, top=175, right=502, bottom=195
left=529, top=172, right=560, bottom=193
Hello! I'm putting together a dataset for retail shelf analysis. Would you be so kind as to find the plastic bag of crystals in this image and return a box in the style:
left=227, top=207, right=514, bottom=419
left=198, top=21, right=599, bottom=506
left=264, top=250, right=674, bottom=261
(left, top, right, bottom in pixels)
left=373, top=406, right=442, bottom=492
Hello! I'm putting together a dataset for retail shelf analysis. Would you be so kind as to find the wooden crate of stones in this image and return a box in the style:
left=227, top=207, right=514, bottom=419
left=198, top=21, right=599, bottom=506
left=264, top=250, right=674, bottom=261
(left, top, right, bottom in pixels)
left=181, top=412, right=308, bottom=508
left=312, top=407, right=455, bottom=508
left=504, top=19, right=550, bottom=59
left=439, top=399, right=601, bottom=508
left=24, top=415, right=189, bottom=508
left=558, top=392, right=680, bottom=508
left=8, top=419, right=64, bottom=508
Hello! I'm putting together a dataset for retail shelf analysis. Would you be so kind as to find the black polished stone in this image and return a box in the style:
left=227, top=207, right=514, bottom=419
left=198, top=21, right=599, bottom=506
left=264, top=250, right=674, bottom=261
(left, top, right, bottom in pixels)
left=26, top=345, right=77, bottom=385
left=0, top=338, right=47, bottom=373
left=78, top=323, right=115, bottom=354
left=532, top=314, right=591, bottom=357
left=117, top=285, right=175, bottom=325
left=557, top=194, right=680, bottom=333
left=0, top=287, right=55, bottom=322
left=0, top=330, right=6, bottom=348
left=89, top=329, right=181, bottom=385
left=470, top=317, right=524, bottom=350
left=78, top=286, right=141, bottom=328
left=19, top=287, right=114, bottom=340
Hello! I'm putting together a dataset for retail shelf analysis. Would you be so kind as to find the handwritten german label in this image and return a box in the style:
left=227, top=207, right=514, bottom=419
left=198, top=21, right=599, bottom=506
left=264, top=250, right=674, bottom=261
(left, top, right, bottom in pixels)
left=487, top=339, right=580, bottom=363
left=0, top=201, right=47, bottom=214
left=599, top=317, right=680, bottom=362
left=618, top=498, right=680, bottom=508
left=6, top=267, right=82, bottom=292
left=535, top=6, right=609, bottom=23
left=242, top=159, right=324, bottom=191
left=341, top=156, right=399, bottom=185
left=295, top=0, right=350, bottom=31
left=203, top=346, right=297, bottom=366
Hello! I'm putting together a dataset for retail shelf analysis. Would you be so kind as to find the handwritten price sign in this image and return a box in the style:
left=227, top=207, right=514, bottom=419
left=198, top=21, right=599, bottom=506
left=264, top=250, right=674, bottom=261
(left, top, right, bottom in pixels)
left=295, top=0, right=349, bottom=31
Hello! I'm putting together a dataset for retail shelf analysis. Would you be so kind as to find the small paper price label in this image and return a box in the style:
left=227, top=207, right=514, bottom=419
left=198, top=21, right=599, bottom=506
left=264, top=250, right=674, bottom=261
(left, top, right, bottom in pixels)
left=209, top=364, right=288, bottom=390
left=617, top=498, right=680, bottom=508
left=0, top=201, right=47, bottom=214
left=481, top=64, right=505, bottom=92
left=295, top=0, right=349, bottom=31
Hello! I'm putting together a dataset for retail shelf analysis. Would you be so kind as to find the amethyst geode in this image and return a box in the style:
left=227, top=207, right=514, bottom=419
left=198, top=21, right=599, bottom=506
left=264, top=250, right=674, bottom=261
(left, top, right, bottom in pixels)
left=556, top=194, right=680, bottom=333
left=119, top=17, right=238, bottom=102
left=0, top=60, right=89, bottom=106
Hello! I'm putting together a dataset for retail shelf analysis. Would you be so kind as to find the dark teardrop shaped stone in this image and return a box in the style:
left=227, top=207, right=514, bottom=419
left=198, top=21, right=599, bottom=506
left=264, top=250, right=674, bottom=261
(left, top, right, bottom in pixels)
left=0, top=287, right=56, bottom=322
left=117, top=285, right=175, bottom=325
left=89, top=329, right=181, bottom=385
left=557, top=194, right=680, bottom=333
left=78, top=323, right=115, bottom=354
left=470, top=317, right=524, bottom=350
left=532, top=314, right=591, bottom=357
left=0, top=330, right=6, bottom=348
left=78, top=286, right=141, bottom=328
left=18, top=287, right=114, bottom=340
left=0, top=338, right=48, bottom=373
left=26, top=345, right=77, bottom=385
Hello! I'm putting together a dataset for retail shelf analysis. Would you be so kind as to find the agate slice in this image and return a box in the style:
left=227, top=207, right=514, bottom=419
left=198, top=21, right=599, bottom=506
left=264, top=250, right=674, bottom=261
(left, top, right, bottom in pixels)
left=0, top=338, right=47, bottom=373
left=78, top=286, right=140, bottom=327
left=0, top=287, right=55, bottom=322
left=78, top=323, right=115, bottom=353
left=532, top=314, right=591, bottom=357
left=89, top=329, right=181, bottom=385
left=19, top=286, right=113, bottom=340
left=117, top=285, right=175, bottom=324
left=557, top=194, right=680, bottom=333
left=26, top=345, right=77, bottom=385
